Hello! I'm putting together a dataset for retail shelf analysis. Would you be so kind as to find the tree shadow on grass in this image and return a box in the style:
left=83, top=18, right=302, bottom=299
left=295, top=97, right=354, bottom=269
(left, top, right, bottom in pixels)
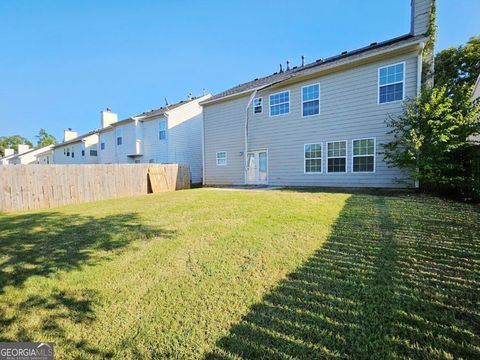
left=0, top=210, right=174, bottom=357
left=207, top=194, right=480, bottom=359
left=0, top=211, right=172, bottom=295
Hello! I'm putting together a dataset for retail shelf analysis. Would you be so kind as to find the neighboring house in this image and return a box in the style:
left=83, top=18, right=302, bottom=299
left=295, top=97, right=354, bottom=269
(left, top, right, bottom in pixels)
left=473, top=74, right=480, bottom=102
left=201, top=0, right=433, bottom=188
left=468, top=75, right=480, bottom=144
left=53, top=128, right=100, bottom=164
left=98, top=94, right=211, bottom=183
left=6, top=145, right=54, bottom=165
left=36, top=146, right=55, bottom=164
left=0, top=148, right=16, bottom=164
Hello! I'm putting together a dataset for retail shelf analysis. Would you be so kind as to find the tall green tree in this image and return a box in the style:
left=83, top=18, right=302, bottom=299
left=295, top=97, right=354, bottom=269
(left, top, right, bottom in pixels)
left=0, top=135, right=34, bottom=157
left=383, top=36, right=480, bottom=200
left=383, top=87, right=480, bottom=190
left=434, top=36, right=480, bottom=98
left=36, top=128, right=57, bottom=148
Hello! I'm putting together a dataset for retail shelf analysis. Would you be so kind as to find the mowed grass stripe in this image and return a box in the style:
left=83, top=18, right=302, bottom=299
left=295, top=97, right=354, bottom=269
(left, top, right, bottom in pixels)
left=0, top=189, right=348, bottom=359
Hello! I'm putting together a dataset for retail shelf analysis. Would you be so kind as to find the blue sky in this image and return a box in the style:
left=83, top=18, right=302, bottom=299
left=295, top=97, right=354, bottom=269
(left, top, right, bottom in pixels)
left=0, top=0, right=478, bottom=143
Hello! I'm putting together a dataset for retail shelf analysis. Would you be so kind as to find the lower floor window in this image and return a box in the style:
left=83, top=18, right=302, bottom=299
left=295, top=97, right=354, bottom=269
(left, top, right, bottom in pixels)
left=327, top=141, right=347, bottom=173
left=216, top=151, right=227, bottom=166
left=353, top=138, right=375, bottom=172
left=304, top=143, right=322, bottom=173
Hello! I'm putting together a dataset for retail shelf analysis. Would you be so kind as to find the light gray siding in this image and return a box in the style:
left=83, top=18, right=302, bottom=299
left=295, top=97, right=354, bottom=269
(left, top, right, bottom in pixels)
left=411, top=0, right=432, bottom=36
left=204, top=51, right=419, bottom=188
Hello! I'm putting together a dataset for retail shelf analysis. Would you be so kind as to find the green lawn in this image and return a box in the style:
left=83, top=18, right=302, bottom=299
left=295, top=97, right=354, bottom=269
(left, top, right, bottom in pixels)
left=0, top=189, right=479, bottom=359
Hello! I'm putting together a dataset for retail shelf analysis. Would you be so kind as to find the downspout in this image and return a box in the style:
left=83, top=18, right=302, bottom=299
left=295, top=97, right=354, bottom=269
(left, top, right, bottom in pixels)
left=417, top=41, right=424, bottom=96
left=202, top=110, right=206, bottom=185
left=244, top=89, right=258, bottom=184
left=415, top=41, right=425, bottom=189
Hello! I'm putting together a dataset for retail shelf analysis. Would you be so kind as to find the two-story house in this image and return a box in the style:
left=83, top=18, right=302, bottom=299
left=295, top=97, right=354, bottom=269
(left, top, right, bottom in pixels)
left=1, top=144, right=54, bottom=165
left=98, top=94, right=211, bottom=183
left=53, top=128, right=100, bottom=164
left=201, top=0, right=433, bottom=188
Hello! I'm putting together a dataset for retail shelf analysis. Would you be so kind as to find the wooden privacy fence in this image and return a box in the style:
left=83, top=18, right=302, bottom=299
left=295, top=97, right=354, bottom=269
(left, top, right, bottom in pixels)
left=0, top=164, right=190, bottom=212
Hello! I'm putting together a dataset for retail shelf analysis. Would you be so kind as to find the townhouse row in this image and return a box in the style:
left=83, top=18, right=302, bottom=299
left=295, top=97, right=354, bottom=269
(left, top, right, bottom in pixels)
left=2, top=95, right=209, bottom=184
left=1, top=0, right=434, bottom=188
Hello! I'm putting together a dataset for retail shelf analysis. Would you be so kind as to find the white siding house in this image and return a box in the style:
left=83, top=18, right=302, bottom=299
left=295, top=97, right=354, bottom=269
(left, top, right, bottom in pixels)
left=53, top=130, right=100, bottom=164
left=36, top=147, right=54, bottom=164
left=98, top=95, right=211, bottom=183
left=4, top=145, right=54, bottom=165
left=201, top=0, right=433, bottom=188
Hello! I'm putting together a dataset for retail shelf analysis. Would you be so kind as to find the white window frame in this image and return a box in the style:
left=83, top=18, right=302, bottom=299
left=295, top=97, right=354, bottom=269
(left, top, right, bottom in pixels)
left=159, top=120, right=167, bottom=141
left=253, top=97, right=263, bottom=114
left=351, top=137, right=376, bottom=173
left=301, top=83, right=320, bottom=117
left=269, top=90, right=290, bottom=117
left=304, top=143, right=323, bottom=174
left=326, top=140, right=347, bottom=174
left=116, top=128, right=123, bottom=146
left=378, top=62, right=406, bottom=105
left=216, top=151, right=227, bottom=166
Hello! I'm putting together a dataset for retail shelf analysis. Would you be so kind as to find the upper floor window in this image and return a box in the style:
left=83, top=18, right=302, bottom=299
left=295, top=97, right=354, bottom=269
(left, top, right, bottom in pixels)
left=66, top=148, right=70, bottom=157
left=100, top=142, right=105, bottom=150
left=216, top=151, right=227, bottom=166
left=304, top=143, right=322, bottom=173
left=159, top=120, right=167, bottom=140
left=90, top=149, right=98, bottom=156
left=327, top=141, right=347, bottom=173
left=253, top=98, right=262, bottom=114
left=269, top=91, right=290, bottom=116
left=352, top=138, right=375, bottom=172
left=302, top=84, right=320, bottom=116
left=116, top=128, right=123, bottom=145
left=379, top=63, right=404, bottom=104
left=81, top=150, right=85, bottom=156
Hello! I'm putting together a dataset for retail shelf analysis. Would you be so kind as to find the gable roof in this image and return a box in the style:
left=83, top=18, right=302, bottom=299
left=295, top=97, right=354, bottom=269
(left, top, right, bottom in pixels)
left=202, top=34, right=425, bottom=106
left=53, top=129, right=100, bottom=148
left=98, top=94, right=211, bottom=133
left=7, top=144, right=54, bottom=160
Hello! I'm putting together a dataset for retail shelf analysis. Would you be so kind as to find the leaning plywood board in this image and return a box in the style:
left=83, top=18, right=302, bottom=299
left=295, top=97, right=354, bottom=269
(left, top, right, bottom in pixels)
left=148, top=165, right=173, bottom=193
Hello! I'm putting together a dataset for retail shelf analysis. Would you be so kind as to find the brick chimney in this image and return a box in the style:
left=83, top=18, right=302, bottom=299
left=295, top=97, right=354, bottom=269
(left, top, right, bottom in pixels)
left=411, top=0, right=433, bottom=36
left=63, top=129, right=78, bottom=142
left=100, top=108, right=118, bottom=128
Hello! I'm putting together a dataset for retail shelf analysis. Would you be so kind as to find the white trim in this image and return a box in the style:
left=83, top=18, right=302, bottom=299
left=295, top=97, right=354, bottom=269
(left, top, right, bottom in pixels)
left=269, top=90, right=290, bottom=117
left=246, top=149, right=269, bottom=185
left=216, top=151, right=227, bottom=166
left=304, top=142, right=323, bottom=174
left=326, top=140, right=347, bottom=174
left=377, top=61, right=406, bottom=105
left=116, top=127, right=123, bottom=146
left=253, top=97, right=263, bottom=114
left=417, top=41, right=424, bottom=96
left=159, top=119, right=167, bottom=141
left=351, top=137, right=376, bottom=173
left=202, top=111, right=205, bottom=185
left=301, top=83, right=321, bottom=118
left=201, top=38, right=425, bottom=107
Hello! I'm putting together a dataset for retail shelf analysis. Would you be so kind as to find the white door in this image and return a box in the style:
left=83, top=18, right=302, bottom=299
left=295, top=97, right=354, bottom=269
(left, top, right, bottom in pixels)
left=246, top=150, right=268, bottom=185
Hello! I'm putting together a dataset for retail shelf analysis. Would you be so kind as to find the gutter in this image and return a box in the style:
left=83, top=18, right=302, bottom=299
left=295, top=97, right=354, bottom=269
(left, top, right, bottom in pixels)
left=414, top=41, right=425, bottom=190
left=416, top=41, right=425, bottom=95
